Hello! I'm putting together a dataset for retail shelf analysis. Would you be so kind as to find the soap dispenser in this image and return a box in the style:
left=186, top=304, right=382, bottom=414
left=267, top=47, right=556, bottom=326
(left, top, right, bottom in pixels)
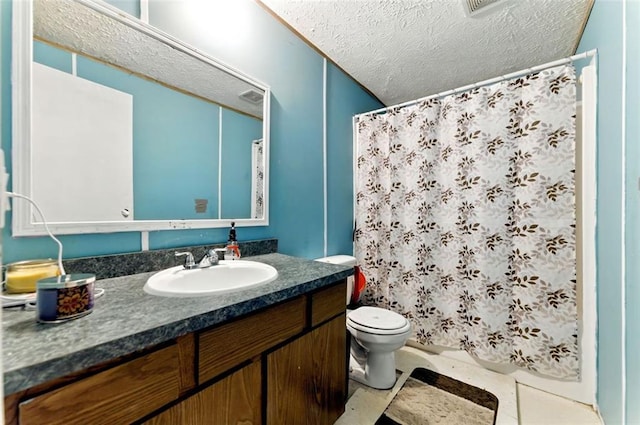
left=225, top=222, right=241, bottom=260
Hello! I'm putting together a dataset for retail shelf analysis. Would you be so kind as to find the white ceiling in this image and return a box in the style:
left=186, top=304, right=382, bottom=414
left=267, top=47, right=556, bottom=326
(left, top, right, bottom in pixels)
left=259, top=0, right=593, bottom=106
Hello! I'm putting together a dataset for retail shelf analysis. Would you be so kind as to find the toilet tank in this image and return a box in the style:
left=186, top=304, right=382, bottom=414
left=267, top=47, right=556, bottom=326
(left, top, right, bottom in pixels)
left=315, top=255, right=356, bottom=267
left=315, top=255, right=356, bottom=305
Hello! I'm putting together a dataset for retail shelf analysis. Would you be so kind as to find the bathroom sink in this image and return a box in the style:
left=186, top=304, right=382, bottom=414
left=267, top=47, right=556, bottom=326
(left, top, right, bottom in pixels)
left=143, top=260, right=278, bottom=297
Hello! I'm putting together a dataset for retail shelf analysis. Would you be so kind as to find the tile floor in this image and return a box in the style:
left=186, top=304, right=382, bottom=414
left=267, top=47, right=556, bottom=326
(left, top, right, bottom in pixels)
left=517, top=383, right=602, bottom=425
left=337, top=346, right=602, bottom=425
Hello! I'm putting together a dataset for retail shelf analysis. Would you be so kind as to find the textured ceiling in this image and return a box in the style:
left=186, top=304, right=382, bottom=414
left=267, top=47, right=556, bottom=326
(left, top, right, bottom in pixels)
left=259, top=0, right=593, bottom=106
left=34, top=0, right=264, bottom=118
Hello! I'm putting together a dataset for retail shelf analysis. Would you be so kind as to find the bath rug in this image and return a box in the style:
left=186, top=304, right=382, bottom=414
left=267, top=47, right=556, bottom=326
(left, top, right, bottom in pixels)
left=375, top=368, right=498, bottom=425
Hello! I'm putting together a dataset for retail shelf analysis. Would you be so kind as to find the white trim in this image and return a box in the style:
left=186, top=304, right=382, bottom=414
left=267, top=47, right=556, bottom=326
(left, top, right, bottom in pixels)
left=12, top=0, right=271, bottom=236
left=218, top=108, right=223, bottom=220
left=139, top=0, right=149, bottom=23
left=71, top=53, right=77, bottom=76
left=141, top=231, right=149, bottom=251
left=11, top=0, right=33, bottom=236
left=323, top=58, right=328, bottom=257
left=581, top=62, right=599, bottom=407
left=621, top=0, right=627, bottom=420
left=12, top=217, right=266, bottom=236
left=357, top=49, right=598, bottom=117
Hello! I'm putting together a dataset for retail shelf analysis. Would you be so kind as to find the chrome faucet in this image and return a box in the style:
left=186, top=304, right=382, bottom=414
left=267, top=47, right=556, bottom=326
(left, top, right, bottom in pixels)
left=198, top=248, right=229, bottom=267
left=175, top=251, right=197, bottom=269
left=175, top=249, right=226, bottom=269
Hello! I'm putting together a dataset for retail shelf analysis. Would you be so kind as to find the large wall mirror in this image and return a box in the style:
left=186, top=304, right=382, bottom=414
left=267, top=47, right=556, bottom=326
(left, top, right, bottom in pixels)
left=12, top=0, right=270, bottom=236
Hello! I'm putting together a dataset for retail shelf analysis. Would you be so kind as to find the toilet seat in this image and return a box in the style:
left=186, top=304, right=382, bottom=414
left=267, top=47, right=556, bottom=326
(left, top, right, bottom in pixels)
left=347, top=306, right=411, bottom=335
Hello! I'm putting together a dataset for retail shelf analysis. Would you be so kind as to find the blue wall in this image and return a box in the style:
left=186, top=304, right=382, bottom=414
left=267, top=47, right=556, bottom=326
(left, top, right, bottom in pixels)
left=326, top=62, right=380, bottom=256
left=0, top=0, right=382, bottom=262
left=578, top=0, right=639, bottom=423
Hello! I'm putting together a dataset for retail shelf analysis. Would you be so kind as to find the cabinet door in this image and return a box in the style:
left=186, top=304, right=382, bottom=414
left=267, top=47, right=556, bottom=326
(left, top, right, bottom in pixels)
left=19, top=345, right=183, bottom=425
left=145, top=360, right=262, bottom=425
left=267, top=314, right=346, bottom=425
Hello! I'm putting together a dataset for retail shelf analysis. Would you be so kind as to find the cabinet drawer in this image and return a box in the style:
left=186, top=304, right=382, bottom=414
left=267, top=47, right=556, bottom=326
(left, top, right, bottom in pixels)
left=311, top=280, right=347, bottom=327
left=19, top=345, right=182, bottom=425
left=198, top=297, right=306, bottom=383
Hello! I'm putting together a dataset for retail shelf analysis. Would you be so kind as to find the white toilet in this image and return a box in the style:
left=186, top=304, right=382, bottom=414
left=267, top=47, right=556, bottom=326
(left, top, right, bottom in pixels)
left=315, top=255, right=412, bottom=390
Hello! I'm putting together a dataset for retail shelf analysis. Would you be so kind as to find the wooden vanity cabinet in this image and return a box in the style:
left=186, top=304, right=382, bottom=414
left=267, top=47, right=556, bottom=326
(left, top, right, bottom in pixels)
left=145, top=360, right=263, bottom=425
left=4, top=280, right=348, bottom=425
left=16, top=344, right=187, bottom=425
left=267, top=314, right=346, bottom=425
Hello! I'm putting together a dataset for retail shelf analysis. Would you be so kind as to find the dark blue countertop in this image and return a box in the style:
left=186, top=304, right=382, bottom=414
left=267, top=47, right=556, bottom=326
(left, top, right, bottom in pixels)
left=2, top=253, right=353, bottom=395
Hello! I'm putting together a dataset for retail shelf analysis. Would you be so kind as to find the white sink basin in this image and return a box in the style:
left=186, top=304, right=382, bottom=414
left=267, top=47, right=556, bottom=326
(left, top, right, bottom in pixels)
left=143, top=260, right=278, bottom=297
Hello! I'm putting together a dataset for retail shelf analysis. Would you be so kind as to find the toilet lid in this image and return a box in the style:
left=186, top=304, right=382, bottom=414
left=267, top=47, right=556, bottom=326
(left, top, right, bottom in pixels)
left=347, top=306, right=409, bottom=332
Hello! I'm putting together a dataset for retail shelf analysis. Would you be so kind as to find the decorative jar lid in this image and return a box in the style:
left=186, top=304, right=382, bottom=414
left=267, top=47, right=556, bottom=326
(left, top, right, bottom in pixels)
left=37, top=273, right=96, bottom=289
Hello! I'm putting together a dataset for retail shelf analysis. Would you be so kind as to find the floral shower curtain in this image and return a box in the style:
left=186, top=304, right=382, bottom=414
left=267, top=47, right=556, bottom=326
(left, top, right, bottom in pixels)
left=354, top=65, right=578, bottom=379
left=251, top=139, right=264, bottom=219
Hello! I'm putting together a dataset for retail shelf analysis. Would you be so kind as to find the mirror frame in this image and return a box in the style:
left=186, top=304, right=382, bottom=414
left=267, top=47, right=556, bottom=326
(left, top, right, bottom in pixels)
left=12, top=0, right=270, bottom=236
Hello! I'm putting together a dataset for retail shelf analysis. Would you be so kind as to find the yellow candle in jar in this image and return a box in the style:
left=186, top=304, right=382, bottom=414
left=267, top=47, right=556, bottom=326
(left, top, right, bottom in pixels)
left=5, top=260, right=60, bottom=294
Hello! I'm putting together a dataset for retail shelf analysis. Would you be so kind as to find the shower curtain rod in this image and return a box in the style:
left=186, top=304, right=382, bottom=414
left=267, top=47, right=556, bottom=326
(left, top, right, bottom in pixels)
left=357, top=49, right=598, bottom=117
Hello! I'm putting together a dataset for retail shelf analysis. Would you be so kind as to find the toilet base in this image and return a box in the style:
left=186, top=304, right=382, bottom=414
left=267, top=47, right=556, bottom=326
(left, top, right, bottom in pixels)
left=349, top=351, right=398, bottom=390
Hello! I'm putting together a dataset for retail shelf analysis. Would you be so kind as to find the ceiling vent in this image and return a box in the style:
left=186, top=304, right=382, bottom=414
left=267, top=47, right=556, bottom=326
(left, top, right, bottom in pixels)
left=239, top=89, right=264, bottom=104
left=462, top=0, right=504, bottom=17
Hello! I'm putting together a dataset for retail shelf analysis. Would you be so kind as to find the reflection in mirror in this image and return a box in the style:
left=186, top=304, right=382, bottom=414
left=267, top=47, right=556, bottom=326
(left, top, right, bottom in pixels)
left=12, top=0, right=270, bottom=236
